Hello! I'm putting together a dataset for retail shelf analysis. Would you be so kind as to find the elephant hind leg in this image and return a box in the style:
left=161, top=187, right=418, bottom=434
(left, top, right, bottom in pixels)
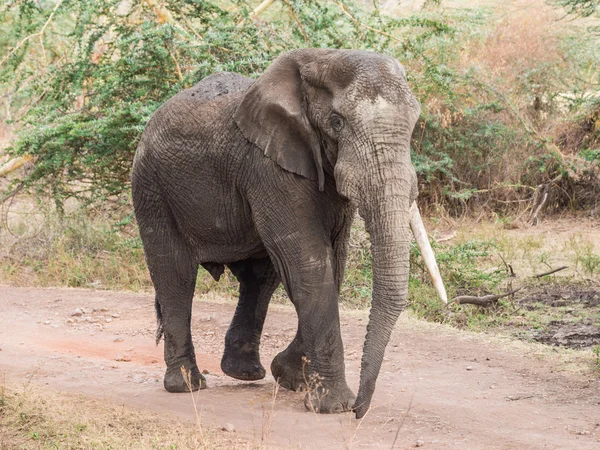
left=221, top=257, right=280, bottom=381
left=135, top=190, right=204, bottom=393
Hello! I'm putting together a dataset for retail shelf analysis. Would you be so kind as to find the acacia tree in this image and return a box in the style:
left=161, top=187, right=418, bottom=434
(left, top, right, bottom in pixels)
left=0, top=0, right=453, bottom=206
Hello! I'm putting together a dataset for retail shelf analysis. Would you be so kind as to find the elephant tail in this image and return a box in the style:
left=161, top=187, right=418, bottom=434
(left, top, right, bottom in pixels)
left=155, top=296, right=164, bottom=345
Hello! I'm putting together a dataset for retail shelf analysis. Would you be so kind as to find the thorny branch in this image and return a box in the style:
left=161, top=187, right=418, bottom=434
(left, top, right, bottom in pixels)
left=0, top=0, right=64, bottom=69
left=335, top=0, right=402, bottom=43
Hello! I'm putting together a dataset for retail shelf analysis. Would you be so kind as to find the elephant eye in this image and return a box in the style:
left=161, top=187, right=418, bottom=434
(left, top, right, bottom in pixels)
left=330, top=114, right=344, bottom=132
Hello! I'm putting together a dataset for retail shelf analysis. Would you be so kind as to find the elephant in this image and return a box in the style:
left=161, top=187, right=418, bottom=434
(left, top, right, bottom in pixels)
left=131, top=48, right=446, bottom=419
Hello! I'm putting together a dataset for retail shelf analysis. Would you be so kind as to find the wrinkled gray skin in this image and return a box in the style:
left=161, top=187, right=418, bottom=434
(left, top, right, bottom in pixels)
left=132, top=49, right=420, bottom=419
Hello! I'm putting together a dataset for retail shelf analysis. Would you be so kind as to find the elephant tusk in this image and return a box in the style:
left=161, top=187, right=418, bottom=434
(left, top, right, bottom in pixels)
left=409, top=202, right=448, bottom=304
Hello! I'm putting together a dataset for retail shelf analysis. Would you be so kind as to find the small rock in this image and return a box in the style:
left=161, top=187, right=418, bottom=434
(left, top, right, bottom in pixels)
left=71, top=308, right=83, bottom=317
left=111, top=313, right=120, bottom=318
left=466, top=366, right=474, bottom=371
left=416, top=439, right=425, bottom=447
left=150, top=359, right=158, bottom=364
left=263, top=332, right=270, bottom=338
left=105, top=318, right=112, bottom=323
left=114, top=336, right=124, bottom=342
left=66, top=318, right=74, bottom=324
left=202, top=369, right=209, bottom=375
left=222, top=423, right=235, bottom=433
left=115, top=353, right=131, bottom=362
left=44, top=320, right=51, bottom=325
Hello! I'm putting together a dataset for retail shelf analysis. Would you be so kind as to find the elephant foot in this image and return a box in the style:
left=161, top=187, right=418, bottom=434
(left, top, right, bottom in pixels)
left=164, top=363, right=207, bottom=393
left=271, top=350, right=307, bottom=392
left=221, top=346, right=266, bottom=381
left=304, top=383, right=356, bottom=414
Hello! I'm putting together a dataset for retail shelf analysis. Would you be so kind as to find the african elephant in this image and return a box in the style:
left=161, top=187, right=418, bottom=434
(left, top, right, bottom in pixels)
left=131, top=48, right=446, bottom=419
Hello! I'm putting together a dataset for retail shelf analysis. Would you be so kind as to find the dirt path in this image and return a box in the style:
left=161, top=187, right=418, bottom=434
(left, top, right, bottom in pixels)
left=1, top=286, right=599, bottom=449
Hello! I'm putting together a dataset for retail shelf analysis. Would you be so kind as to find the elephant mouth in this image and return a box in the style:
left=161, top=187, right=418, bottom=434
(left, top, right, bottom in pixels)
left=409, top=202, right=448, bottom=304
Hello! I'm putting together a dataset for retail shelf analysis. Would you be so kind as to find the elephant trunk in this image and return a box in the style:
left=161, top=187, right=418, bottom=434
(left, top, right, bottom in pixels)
left=350, top=164, right=446, bottom=418
left=352, top=173, right=412, bottom=418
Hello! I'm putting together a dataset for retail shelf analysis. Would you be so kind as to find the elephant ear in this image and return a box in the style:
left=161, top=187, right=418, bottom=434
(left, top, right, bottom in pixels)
left=233, top=51, right=326, bottom=191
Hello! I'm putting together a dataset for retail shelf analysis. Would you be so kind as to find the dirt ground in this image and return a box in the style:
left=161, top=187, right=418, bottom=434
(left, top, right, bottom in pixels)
left=1, top=286, right=599, bottom=449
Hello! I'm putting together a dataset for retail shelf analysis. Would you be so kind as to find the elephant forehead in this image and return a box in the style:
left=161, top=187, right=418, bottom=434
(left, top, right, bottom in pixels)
left=353, top=95, right=420, bottom=125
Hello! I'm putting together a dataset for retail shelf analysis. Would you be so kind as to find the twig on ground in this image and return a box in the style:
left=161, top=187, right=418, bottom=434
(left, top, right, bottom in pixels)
left=453, top=288, right=522, bottom=307
left=498, top=253, right=516, bottom=277
left=533, top=266, right=568, bottom=278
left=390, top=390, right=415, bottom=449
left=435, top=231, right=457, bottom=243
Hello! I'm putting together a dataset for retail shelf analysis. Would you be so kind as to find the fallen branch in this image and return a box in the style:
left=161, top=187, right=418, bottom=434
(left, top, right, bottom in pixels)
left=453, top=288, right=522, bottom=307
left=533, top=266, right=568, bottom=278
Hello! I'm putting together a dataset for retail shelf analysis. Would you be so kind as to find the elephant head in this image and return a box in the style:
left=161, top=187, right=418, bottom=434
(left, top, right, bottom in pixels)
left=234, top=49, right=446, bottom=418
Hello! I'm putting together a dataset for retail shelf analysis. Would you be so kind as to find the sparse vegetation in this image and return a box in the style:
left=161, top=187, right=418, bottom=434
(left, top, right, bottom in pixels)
left=592, top=345, right=600, bottom=372
left=0, top=381, right=248, bottom=449
left=3, top=203, right=599, bottom=350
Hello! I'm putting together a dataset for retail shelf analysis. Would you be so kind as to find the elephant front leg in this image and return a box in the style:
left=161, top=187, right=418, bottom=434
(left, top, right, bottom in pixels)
left=221, top=257, right=280, bottom=381
left=274, top=248, right=355, bottom=414
left=271, top=328, right=307, bottom=391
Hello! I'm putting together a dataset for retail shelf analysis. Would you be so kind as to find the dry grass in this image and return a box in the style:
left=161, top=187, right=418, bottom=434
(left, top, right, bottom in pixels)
left=0, top=379, right=251, bottom=449
left=0, top=197, right=242, bottom=295
left=466, top=2, right=562, bottom=83
left=445, top=215, right=600, bottom=278
left=397, top=310, right=598, bottom=376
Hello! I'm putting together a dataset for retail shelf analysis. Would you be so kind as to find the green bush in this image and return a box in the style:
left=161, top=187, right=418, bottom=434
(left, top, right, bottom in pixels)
left=1, top=0, right=598, bottom=213
left=0, top=0, right=455, bottom=206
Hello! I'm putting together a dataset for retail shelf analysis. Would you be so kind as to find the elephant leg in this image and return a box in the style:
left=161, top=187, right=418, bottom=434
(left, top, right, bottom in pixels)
left=271, top=328, right=307, bottom=391
left=221, top=257, right=280, bottom=381
left=272, top=211, right=352, bottom=393
left=135, top=196, right=204, bottom=393
left=269, top=246, right=354, bottom=414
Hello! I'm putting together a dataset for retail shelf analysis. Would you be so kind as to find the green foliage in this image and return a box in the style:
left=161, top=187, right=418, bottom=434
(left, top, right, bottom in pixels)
left=419, top=239, right=505, bottom=294
left=1, top=0, right=599, bottom=214
left=573, top=245, right=600, bottom=277
left=0, top=0, right=454, bottom=206
left=409, top=237, right=511, bottom=328
left=551, top=0, right=599, bottom=18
